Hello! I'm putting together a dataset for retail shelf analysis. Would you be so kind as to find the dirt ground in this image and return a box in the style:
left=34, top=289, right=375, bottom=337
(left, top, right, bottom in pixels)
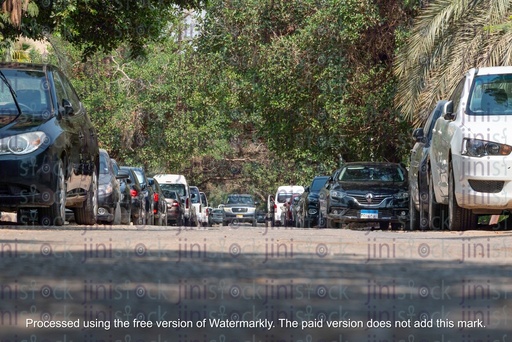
left=0, top=219, right=511, bottom=342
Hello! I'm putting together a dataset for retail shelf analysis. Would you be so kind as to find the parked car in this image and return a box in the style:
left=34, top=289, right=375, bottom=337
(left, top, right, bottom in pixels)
left=148, top=177, right=167, bottom=226
left=430, top=66, right=512, bottom=231
left=222, top=194, right=258, bottom=226
left=162, top=190, right=184, bottom=226
left=409, top=100, right=448, bottom=230
left=318, top=162, right=409, bottom=230
left=121, top=166, right=154, bottom=226
left=120, top=167, right=146, bottom=225
left=209, top=208, right=225, bottom=226
left=97, top=149, right=124, bottom=224
left=282, top=193, right=302, bottom=227
left=189, top=186, right=202, bottom=227
left=296, top=175, right=329, bottom=228
left=111, top=159, right=132, bottom=225
left=272, top=186, right=305, bottom=226
left=0, top=63, right=99, bottom=226
left=153, top=174, right=195, bottom=226
left=199, top=191, right=209, bottom=227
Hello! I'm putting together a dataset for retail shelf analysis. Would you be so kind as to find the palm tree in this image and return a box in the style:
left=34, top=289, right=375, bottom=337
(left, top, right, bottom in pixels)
left=1, top=0, right=30, bottom=28
left=394, top=0, right=512, bottom=125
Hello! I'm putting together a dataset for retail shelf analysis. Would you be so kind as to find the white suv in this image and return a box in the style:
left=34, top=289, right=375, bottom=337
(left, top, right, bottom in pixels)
left=430, top=66, right=512, bottom=230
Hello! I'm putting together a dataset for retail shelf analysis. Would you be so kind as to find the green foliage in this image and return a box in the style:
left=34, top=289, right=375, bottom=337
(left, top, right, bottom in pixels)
left=48, top=0, right=415, bottom=200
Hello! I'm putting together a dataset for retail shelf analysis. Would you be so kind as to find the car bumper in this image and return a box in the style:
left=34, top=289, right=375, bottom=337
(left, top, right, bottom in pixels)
left=98, top=192, right=115, bottom=222
left=453, top=154, right=512, bottom=210
left=224, top=213, right=255, bottom=223
left=327, top=196, right=409, bottom=223
left=0, top=150, right=58, bottom=210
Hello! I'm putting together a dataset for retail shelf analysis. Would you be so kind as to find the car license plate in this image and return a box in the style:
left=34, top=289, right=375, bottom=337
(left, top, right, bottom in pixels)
left=236, top=214, right=244, bottom=218
left=360, top=210, right=378, bottom=219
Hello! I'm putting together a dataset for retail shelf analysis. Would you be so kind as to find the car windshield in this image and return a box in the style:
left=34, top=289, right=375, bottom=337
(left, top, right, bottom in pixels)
left=227, top=195, right=254, bottom=205
left=468, top=74, right=512, bottom=115
left=99, top=154, right=110, bottom=175
left=338, top=165, right=405, bottom=182
left=311, top=177, right=328, bottom=191
left=190, top=188, right=200, bottom=203
left=0, top=69, right=51, bottom=115
left=160, top=184, right=185, bottom=197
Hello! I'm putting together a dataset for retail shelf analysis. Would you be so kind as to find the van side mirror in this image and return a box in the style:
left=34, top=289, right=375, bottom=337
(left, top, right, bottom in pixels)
left=443, top=101, right=454, bottom=120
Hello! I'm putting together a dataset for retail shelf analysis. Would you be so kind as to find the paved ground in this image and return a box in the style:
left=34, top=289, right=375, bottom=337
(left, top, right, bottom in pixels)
left=1, top=218, right=511, bottom=341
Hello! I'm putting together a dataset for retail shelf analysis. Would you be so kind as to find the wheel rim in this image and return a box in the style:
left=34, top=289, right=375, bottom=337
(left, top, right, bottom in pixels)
left=92, top=171, right=98, bottom=221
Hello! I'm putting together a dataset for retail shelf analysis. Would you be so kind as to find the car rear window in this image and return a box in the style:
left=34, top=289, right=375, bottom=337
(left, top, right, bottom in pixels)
left=160, top=184, right=185, bottom=197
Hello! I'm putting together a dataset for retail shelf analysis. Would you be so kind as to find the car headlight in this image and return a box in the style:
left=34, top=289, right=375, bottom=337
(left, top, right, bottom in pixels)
left=394, top=192, right=409, bottom=200
left=0, top=131, right=48, bottom=155
left=463, top=138, right=512, bottom=157
left=99, top=183, right=113, bottom=195
left=223, top=208, right=232, bottom=213
left=330, top=190, right=346, bottom=199
left=246, top=207, right=256, bottom=214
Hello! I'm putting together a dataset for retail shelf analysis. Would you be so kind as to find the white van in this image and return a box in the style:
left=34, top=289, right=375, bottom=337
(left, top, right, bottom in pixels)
left=273, top=185, right=305, bottom=226
left=153, top=174, right=196, bottom=226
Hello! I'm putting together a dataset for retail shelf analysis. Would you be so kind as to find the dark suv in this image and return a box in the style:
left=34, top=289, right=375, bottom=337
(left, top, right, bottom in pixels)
left=318, top=162, right=409, bottom=230
left=0, top=63, right=99, bottom=226
left=222, top=194, right=258, bottom=226
left=120, top=166, right=154, bottom=226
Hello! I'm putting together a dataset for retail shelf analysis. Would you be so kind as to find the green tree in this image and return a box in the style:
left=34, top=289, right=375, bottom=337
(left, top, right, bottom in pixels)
left=395, top=0, right=512, bottom=124
left=1, top=0, right=205, bottom=58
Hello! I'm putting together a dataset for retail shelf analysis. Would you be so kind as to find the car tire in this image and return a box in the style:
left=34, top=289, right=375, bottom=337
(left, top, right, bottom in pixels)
left=121, top=206, right=131, bottom=225
left=391, top=223, right=402, bottom=230
left=318, top=210, right=326, bottom=228
left=428, top=173, right=447, bottom=230
left=448, top=162, right=477, bottom=231
left=39, top=160, right=67, bottom=227
left=380, top=222, right=389, bottom=230
left=409, top=195, right=420, bottom=230
left=252, top=218, right=257, bottom=227
left=113, top=202, right=122, bottom=225
left=74, top=167, right=98, bottom=226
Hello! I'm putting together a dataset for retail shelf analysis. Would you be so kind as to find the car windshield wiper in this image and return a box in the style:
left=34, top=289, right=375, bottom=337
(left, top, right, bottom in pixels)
left=0, top=69, right=22, bottom=116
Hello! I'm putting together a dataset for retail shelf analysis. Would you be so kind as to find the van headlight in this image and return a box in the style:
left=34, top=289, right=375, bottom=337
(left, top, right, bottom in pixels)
left=463, top=138, right=512, bottom=157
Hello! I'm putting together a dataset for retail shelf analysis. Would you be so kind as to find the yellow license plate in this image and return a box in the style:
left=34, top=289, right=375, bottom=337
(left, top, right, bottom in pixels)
left=236, top=214, right=243, bottom=218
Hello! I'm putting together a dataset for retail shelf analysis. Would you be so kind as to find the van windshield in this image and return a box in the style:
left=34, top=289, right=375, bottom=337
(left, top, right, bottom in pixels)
left=468, top=74, right=512, bottom=115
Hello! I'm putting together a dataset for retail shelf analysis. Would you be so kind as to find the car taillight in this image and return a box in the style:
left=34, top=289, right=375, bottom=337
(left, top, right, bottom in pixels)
left=274, top=203, right=277, bottom=209
left=172, top=202, right=179, bottom=207
left=130, top=189, right=138, bottom=198
left=154, top=209, right=157, bottom=214
left=206, top=208, right=209, bottom=215
left=154, top=193, right=159, bottom=202
left=186, top=198, right=189, bottom=209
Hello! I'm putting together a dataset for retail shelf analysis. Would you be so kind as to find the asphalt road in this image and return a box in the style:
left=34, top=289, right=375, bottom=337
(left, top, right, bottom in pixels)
left=0, top=219, right=511, bottom=342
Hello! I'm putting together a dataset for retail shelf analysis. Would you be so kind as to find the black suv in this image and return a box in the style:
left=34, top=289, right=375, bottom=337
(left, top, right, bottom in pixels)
left=120, top=166, right=154, bottom=226
left=296, top=175, right=329, bottom=228
left=318, top=162, right=409, bottom=230
left=222, top=194, right=258, bottom=226
left=0, top=63, right=99, bottom=226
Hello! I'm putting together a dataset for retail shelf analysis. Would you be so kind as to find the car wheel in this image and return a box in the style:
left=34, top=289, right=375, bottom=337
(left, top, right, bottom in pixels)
left=39, top=160, right=66, bottom=227
left=391, top=223, right=402, bottom=230
left=428, top=174, right=447, bottom=230
left=74, top=167, right=98, bottom=225
left=252, top=218, right=257, bottom=227
left=448, top=162, right=477, bottom=231
left=380, top=222, right=389, bottom=230
left=113, top=202, right=122, bottom=225
left=121, top=206, right=131, bottom=225
left=409, top=195, right=420, bottom=230
left=317, top=210, right=326, bottom=228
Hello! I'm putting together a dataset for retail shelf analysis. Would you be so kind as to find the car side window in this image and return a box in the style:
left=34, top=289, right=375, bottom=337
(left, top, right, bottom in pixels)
left=450, top=78, right=465, bottom=115
left=54, top=71, right=81, bottom=114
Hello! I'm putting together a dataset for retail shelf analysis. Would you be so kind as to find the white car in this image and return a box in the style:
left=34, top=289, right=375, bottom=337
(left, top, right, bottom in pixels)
left=430, top=66, right=512, bottom=230
left=153, top=174, right=196, bottom=226
left=272, top=185, right=305, bottom=226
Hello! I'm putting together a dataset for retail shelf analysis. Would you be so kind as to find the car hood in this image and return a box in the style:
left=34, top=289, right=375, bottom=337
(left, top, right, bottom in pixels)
left=335, top=182, right=408, bottom=194
left=0, top=112, right=47, bottom=131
